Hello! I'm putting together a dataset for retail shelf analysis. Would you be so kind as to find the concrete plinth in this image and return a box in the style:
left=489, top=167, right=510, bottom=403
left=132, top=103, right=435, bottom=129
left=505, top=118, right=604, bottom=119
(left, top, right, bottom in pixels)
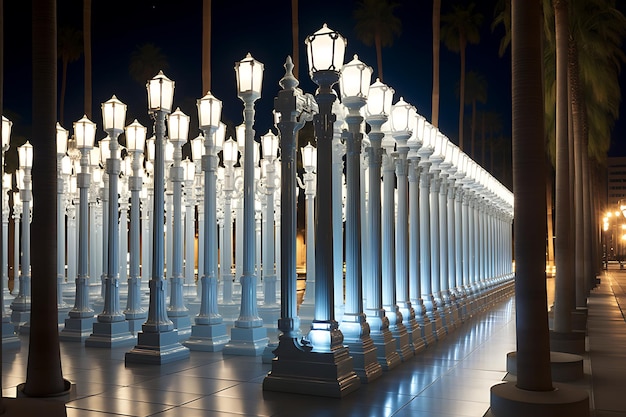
left=263, top=336, right=361, bottom=398
left=183, top=323, right=229, bottom=352
left=167, top=314, right=191, bottom=341
left=389, top=322, right=414, bottom=361
left=427, top=313, right=446, bottom=341
left=57, top=307, right=71, bottom=329
left=549, top=330, right=586, bottom=355
left=506, top=351, right=584, bottom=382
left=125, top=329, right=190, bottom=365
left=2, top=319, right=21, bottom=351
left=59, top=316, right=96, bottom=342
left=490, top=381, right=589, bottom=417
left=125, top=311, right=148, bottom=335
left=340, top=320, right=383, bottom=383
left=85, top=320, right=136, bottom=348
left=223, top=326, right=269, bottom=356
left=10, top=310, right=30, bottom=331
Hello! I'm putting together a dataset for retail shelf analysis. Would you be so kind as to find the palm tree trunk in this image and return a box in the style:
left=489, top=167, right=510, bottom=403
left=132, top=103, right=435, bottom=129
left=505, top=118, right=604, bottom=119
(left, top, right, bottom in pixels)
left=432, top=0, right=441, bottom=127
left=60, top=59, right=67, bottom=126
left=546, top=164, right=555, bottom=271
left=23, top=0, right=67, bottom=397
left=291, top=0, right=299, bottom=80
left=470, top=100, right=476, bottom=159
left=481, top=112, right=486, bottom=166
left=202, top=0, right=211, bottom=93
left=375, top=32, right=384, bottom=82
left=511, top=0, right=553, bottom=391
left=0, top=0, right=5, bottom=410
left=569, top=38, right=586, bottom=308
left=553, top=0, right=574, bottom=334
left=458, top=37, right=466, bottom=150
left=83, top=0, right=91, bottom=118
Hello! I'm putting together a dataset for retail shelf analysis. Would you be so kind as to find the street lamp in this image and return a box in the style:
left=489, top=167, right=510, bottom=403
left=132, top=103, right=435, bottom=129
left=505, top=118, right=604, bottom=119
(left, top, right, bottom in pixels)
left=184, top=91, right=229, bottom=352
left=86, top=96, right=136, bottom=347
left=165, top=107, right=192, bottom=341
left=389, top=97, right=422, bottom=357
left=223, top=53, right=269, bottom=356
left=56, top=123, right=70, bottom=313
left=362, top=79, right=403, bottom=369
left=123, top=119, right=148, bottom=334
left=10, top=142, right=33, bottom=330
left=301, top=142, right=317, bottom=305
left=221, top=137, right=238, bottom=305
left=300, top=23, right=359, bottom=395
left=338, top=54, right=383, bottom=381
left=260, top=129, right=279, bottom=307
left=126, top=71, right=190, bottom=364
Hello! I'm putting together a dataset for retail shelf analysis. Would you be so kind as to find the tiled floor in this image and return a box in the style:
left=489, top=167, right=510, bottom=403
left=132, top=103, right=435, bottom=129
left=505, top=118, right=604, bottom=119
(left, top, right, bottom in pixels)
left=2, top=294, right=519, bottom=417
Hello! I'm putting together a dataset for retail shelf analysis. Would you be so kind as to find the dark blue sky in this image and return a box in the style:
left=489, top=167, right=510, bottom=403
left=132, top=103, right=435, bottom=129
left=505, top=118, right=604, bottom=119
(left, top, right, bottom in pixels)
left=3, top=0, right=626, bottom=163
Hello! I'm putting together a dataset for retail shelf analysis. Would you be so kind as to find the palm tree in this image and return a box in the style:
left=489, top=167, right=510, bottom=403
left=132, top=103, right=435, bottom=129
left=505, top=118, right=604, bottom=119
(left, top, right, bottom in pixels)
left=441, top=3, right=483, bottom=151
left=506, top=0, right=553, bottom=393
left=24, top=0, right=68, bottom=397
left=129, top=43, right=169, bottom=86
left=202, top=0, right=211, bottom=94
left=291, top=0, right=299, bottom=80
left=57, top=26, right=82, bottom=126
left=552, top=0, right=575, bottom=334
left=481, top=110, right=502, bottom=167
left=83, top=0, right=92, bottom=118
left=0, top=0, right=5, bottom=409
left=353, top=0, right=401, bottom=82
left=432, top=0, right=441, bottom=127
left=462, top=71, right=487, bottom=159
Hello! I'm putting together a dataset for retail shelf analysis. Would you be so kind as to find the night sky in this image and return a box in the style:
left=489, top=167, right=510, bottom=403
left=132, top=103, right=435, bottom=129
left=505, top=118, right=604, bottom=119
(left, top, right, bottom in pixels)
left=3, top=0, right=626, bottom=176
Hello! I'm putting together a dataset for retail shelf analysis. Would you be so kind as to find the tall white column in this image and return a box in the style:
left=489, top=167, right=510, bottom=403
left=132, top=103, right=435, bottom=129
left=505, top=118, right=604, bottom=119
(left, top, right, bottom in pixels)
left=339, top=83, right=383, bottom=382
left=364, top=112, right=401, bottom=371
left=392, top=131, right=422, bottom=355
left=331, top=129, right=345, bottom=319
left=303, top=168, right=316, bottom=305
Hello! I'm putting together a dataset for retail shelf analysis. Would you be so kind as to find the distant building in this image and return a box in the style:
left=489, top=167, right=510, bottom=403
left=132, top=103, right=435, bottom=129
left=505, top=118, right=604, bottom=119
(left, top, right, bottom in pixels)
left=607, top=157, right=626, bottom=208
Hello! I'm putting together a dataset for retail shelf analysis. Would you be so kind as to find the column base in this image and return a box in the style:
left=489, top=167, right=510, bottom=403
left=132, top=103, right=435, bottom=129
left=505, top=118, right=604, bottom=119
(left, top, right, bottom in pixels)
left=167, top=314, right=191, bottom=341
left=506, top=351, right=584, bottom=382
left=490, top=381, right=589, bottom=417
left=340, top=319, right=383, bottom=383
left=57, top=307, right=72, bottom=328
left=2, top=319, right=21, bottom=351
left=365, top=312, right=401, bottom=371
left=389, top=322, right=414, bottom=361
left=223, top=326, right=268, bottom=356
left=399, top=304, right=427, bottom=353
left=59, top=316, right=96, bottom=342
left=263, top=336, right=361, bottom=398
left=262, top=342, right=278, bottom=364
left=125, top=329, right=190, bottom=365
left=426, top=313, right=446, bottom=341
left=183, top=322, right=229, bottom=352
left=548, top=330, right=586, bottom=355
left=85, top=320, right=136, bottom=348
left=10, top=310, right=30, bottom=331
left=125, top=311, right=148, bottom=335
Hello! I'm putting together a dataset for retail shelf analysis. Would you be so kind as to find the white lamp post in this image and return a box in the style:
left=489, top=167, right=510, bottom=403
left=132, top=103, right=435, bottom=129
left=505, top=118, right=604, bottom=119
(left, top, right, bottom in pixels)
left=123, top=119, right=148, bottom=334
left=301, top=142, right=317, bottom=305
left=261, top=129, right=279, bottom=307
left=223, top=53, right=269, bottom=356
left=182, top=158, right=196, bottom=294
left=165, top=107, right=192, bottom=341
left=126, top=71, right=190, bottom=364
left=288, top=23, right=359, bottom=396
left=59, top=115, right=97, bottom=341
left=361, top=79, right=403, bottom=369
left=56, top=123, right=69, bottom=312
left=1, top=116, right=20, bottom=349
left=184, top=91, right=229, bottom=351
left=221, top=138, right=238, bottom=305
left=10, top=142, right=33, bottom=331
left=338, top=54, right=383, bottom=381
left=190, top=134, right=205, bottom=296
left=86, top=96, right=135, bottom=347
left=389, top=97, right=424, bottom=356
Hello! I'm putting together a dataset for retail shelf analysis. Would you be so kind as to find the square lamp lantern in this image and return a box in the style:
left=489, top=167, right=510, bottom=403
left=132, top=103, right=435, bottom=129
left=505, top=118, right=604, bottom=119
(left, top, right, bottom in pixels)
left=235, top=53, right=264, bottom=101
left=305, top=23, right=346, bottom=75
left=147, top=71, right=175, bottom=114
left=74, top=115, right=97, bottom=151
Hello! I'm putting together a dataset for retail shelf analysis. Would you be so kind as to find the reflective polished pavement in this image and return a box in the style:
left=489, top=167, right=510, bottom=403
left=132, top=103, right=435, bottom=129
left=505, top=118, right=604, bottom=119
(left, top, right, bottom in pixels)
left=2, top=295, right=517, bottom=417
